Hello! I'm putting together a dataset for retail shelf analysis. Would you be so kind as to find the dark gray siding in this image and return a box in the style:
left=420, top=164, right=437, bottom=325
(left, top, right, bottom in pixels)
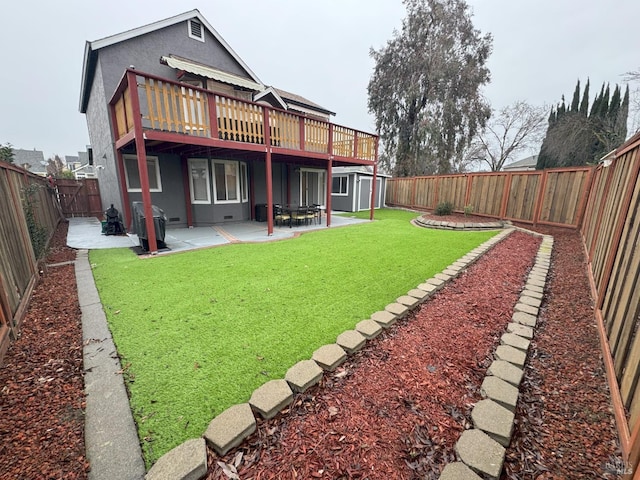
left=331, top=173, right=354, bottom=212
left=126, top=154, right=187, bottom=230
left=97, top=21, right=253, bottom=102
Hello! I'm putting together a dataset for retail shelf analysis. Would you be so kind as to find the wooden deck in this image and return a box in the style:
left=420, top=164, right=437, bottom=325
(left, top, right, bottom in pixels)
left=110, top=69, right=377, bottom=164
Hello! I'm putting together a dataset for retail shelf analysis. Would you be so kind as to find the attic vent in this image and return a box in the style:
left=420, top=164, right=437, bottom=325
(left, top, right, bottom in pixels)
left=188, top=19, right=204, bottom=42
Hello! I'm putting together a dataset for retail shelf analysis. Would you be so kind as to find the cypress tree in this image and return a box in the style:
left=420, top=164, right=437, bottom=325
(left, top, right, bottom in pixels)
left=590, top=83, right=605, bottom=118
left=579, top=79, right=590, bottom=116
left=570, top=80, right=581, bottom=112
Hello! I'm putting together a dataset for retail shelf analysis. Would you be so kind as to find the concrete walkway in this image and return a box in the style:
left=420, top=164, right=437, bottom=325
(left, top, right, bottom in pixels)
left=76, top=249, right=145, bottom=480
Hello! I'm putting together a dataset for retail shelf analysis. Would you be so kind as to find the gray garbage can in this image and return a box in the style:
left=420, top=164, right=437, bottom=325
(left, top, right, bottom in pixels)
left=132, top=201, right=167, bottom=251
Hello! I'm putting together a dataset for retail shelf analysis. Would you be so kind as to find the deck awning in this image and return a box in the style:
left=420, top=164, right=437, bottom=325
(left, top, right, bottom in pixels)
left=161, top=55, right=263, bottom=91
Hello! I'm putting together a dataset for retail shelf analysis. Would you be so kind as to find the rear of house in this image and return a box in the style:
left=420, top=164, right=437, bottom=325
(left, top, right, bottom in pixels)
left=79, top=10, right=379, bottom=251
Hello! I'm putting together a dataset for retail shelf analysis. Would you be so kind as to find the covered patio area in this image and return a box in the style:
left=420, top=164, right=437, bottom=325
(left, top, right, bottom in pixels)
left=66, top=214, right=370, bottom=254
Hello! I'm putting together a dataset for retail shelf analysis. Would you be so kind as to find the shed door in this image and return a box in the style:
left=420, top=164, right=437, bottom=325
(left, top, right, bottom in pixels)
left=359, top=177, right=371, bottom=211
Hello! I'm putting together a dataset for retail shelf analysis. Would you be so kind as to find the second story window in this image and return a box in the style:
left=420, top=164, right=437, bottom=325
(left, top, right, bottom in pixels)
left=188, top=20, right=204, bottom=42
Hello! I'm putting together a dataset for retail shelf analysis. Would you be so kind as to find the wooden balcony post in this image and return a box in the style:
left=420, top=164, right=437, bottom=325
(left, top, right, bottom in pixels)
left=263, top=109, right=274, bottom=235
left=208, top=92, right=219, bottom=140
left=127, top=70, right=158, bottom=253
left=299, top=118, right=305, bottom=152
left=354, top=132, right=359, bottom=159
left=328, top=123, right=334, bottom=156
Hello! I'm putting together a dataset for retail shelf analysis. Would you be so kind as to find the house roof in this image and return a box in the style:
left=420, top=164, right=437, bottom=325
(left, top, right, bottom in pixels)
left=503, top=155, right=538, bottom=170
left=332, top=166, right=391, bottom=177
left=272, top=87, right=335, bottom=117
left=79, top=9, right=262, bottom=112
left=161, top=54, right=263, bottom=91
left=13, top=149, right=46, bottom=169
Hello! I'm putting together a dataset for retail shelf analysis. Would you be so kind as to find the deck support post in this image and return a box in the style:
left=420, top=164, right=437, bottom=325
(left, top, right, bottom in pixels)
left=127, top=70, right=158, bottom=253
left=263, top=109, right=274, bottom=235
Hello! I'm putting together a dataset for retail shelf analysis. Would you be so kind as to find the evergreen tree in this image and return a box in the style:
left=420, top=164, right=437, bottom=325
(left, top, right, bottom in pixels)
left=570, top=80, right=581, bottom=112
left=537, top=80, right=629, bottom=168
left=579, top=79, right=590, bottom=116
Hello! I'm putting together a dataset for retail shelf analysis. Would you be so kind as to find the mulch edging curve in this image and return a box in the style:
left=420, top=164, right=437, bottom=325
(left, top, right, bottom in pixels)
left=145, top=225, right=527, bottom=479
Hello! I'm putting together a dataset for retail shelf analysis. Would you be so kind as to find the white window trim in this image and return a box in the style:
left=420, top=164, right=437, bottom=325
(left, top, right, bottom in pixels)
left=240, top=162, right=248, bottom=202
left=332, top=175, right=349, bottom=196
left=188, top=19, right=205, bottom=42
left=212, top=160, right=248, bottom=204
left=123, top=155, right=162, bottom=192
left=188, top=158, right=211, bottom=204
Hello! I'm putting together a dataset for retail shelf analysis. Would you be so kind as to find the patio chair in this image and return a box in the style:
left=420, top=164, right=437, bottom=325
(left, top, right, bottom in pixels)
left=291, top=206, right=309, bottom=226
left=311, top=204, right=322, bottom=225
left=274, top=204, right=291, bottom=227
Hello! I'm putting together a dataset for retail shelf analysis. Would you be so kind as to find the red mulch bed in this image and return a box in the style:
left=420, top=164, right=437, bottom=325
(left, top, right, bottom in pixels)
left=501, top=226, right=623, bottom=480
left=0, top=220, right=623, bottom=479
left=0, top=221, right=88, bottom=479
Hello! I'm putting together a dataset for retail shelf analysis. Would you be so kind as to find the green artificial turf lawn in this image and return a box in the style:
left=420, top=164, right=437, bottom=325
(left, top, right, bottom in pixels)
left=89, top=209, right=497, bottom=466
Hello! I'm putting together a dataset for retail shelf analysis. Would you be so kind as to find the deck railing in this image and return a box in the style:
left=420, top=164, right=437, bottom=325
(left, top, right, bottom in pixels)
left=110, top=70, right=377, bottom=162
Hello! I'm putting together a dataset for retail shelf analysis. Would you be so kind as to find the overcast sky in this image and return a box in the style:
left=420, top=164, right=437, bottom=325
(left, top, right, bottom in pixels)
left=1, top=0, right=638, bottom=161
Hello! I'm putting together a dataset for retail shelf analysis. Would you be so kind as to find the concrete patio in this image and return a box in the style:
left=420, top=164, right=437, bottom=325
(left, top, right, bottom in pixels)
left=66, top=214, right=370, bottom=253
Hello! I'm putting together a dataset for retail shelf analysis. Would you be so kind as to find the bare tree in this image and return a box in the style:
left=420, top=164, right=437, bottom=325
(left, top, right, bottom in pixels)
left=475, top=101, right=547, bottom=171
left=623, top=68, right=640, bottom=134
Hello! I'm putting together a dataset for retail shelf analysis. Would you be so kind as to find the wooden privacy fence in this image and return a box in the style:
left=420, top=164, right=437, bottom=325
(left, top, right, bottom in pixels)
left=56, top=178, right=103, bottom=218
left=386, top=167, right=593, bottom=228
left=0, top=162, right=62, bottom=365
left=580, top=131, right=640, bottom=474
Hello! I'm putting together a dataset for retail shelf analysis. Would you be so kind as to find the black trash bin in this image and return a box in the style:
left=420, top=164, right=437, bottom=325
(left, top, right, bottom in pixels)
left=255, top=203, right=268, bottom=222
left=131, top=201, right=167, bottom=251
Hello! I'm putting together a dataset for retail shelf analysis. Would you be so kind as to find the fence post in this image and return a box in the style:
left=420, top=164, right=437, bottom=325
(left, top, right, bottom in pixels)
left=499, top=173, right=512, bottom=220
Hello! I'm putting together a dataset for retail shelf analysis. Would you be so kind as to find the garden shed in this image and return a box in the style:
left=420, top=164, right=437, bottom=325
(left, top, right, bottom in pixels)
left=331, top=166, right=388, bottom=212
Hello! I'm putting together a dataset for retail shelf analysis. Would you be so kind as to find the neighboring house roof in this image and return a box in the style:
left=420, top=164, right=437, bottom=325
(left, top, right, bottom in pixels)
left=332, top=166, right=391, bottom=177
left=79, top=9, right=263, bottom=112
left=65, top=155, right=79, bottom=166
left=13, top=149, right=46, bottom=170
left=272, top=87, right=335, bottom=117
left=503, top=155, right=538, bottom=171
left=161, top=54, right=263, bottom=91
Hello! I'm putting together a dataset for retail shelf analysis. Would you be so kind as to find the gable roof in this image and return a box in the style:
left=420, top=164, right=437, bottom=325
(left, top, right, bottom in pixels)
left=503, top=154, right=538, bottom=170
left=13, top=149, right=46, bottom=168
left=272, top=87, right=335, bottom=117
left=79, top=9, right=262, bottom=112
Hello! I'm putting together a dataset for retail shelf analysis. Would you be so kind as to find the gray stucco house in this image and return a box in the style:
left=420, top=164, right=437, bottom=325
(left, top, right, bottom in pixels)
left=331, top=166, right=388, bottom=212
left=79, top=10, right=379, bottom=252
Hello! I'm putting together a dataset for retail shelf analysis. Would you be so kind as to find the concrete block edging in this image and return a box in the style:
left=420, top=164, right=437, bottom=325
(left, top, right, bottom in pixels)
left=441, top=229, right=553, bottom=479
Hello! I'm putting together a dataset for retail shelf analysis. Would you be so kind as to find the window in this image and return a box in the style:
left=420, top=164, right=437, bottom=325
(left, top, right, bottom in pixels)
left=123, top=155, right=162, bottom=192
left=188, top=19, right=204, bottom=42
left=332, top=175, right=348, bottom=195
left=188, top=158, right=211, bottom=204
left=240, top=162, right=248, bottom=202
left=212, top=160, right=248, bottom=204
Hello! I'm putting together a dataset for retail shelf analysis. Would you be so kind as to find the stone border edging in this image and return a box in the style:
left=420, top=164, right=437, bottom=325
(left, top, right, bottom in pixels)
left=145, top=229, right=518, bottom=479
left=439, top=228, right=553, bottom=480
left=414, top=215, right=509, bottom=231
